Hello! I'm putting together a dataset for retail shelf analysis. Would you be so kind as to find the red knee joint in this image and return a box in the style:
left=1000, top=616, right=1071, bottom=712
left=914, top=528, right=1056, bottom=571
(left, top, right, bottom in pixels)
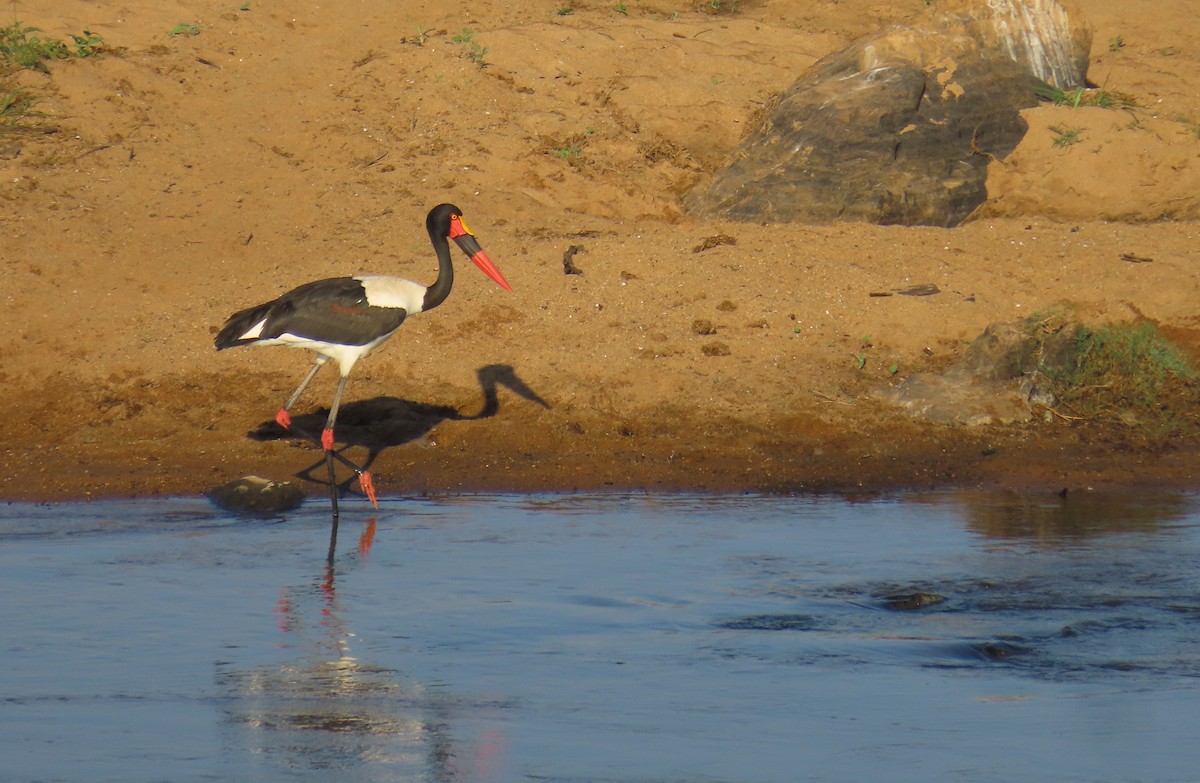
left=321, top=428, right=335, bottom=451
left=275, top=409, right=292, bottom=429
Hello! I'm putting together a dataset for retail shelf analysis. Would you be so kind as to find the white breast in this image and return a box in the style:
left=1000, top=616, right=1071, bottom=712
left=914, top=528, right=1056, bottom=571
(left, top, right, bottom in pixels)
left=358, top=276, right=428, bottom=314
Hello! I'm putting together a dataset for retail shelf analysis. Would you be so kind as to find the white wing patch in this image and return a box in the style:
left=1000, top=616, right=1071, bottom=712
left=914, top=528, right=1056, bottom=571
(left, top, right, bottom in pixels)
left=238, top=318, right=268, bottom=340
left=358, top=275, right=428, bottom=314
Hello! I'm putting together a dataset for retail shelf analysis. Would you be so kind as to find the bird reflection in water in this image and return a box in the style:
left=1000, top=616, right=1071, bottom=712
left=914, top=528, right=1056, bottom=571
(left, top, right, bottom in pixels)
left=217, top=517, right=510, bottom=781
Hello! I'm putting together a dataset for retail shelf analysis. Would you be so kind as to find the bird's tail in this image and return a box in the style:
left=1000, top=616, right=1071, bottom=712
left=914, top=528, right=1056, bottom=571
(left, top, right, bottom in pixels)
left=214, top=301, right=273, bottom=350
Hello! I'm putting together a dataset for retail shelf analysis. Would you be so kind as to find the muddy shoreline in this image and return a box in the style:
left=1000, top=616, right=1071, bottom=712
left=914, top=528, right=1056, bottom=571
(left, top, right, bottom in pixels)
left=4, top=372, right=1195, bottom=504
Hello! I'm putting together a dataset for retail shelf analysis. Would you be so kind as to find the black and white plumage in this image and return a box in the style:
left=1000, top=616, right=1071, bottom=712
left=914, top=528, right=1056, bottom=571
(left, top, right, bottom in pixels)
left=215, top=203, right=511, bottom=510
left=215, top=276, right=416, bottom=371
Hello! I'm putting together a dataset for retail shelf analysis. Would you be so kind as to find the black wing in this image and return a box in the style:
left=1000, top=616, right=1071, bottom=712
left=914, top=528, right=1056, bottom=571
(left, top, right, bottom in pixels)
left=215, top=277, right=408, bottom=349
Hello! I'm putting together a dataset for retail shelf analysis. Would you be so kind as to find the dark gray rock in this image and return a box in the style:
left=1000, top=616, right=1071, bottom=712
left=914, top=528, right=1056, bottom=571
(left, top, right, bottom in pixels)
left=878, top=311, right=1082, bottom=426
left=954, top=318, right=1082, bottom=382
left=685, top=0, right=1091, bottom=227
left=686, top=25, right=1038, bottom=227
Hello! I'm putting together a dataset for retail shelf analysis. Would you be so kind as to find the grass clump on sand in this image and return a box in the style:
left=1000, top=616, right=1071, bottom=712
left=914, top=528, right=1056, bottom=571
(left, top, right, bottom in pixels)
left=1034, top=83, right=1136, bottom=109
left=1047, top=320, right=1197, bottom=433
left=1, top=21, right=104, bottom=135
left=0, top=87, right=36, bottom=122
left=0, top=21, right=103, bottom=73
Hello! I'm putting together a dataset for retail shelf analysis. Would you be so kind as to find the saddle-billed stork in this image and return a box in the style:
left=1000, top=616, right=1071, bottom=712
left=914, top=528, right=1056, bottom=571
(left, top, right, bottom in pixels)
left=215, top=203, right=511, bottom=515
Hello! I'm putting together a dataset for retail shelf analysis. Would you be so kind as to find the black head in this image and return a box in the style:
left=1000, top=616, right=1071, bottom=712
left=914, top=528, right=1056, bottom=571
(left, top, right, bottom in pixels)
left=423, top=202, right=512, bottom=291
left=426, top=203, right=464, bottom=238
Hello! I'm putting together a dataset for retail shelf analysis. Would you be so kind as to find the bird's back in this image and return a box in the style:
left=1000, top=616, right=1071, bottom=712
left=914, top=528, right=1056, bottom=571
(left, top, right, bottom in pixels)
left=214, top=276, right=413, bottom=350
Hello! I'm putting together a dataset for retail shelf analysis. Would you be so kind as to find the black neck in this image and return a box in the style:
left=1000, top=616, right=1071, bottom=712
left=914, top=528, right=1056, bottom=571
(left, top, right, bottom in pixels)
left=422, top=234, right=454, bottom=312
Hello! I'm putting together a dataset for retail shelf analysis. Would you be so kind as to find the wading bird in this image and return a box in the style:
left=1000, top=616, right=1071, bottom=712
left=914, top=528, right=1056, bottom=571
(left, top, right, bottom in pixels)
left=215, top=203, right=511, bottom=515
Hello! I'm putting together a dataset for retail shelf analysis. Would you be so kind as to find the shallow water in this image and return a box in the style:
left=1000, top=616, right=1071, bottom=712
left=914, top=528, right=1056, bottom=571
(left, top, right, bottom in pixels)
left=2, top=491, right=1199, bottom=783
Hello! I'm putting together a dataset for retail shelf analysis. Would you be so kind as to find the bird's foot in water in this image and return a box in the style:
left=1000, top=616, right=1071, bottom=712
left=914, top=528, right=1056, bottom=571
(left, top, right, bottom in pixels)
left=321, top=427, right=335, bottom=452
left=275, top=409, right=292, bottom=429
left=359, top=472, right=379, bottom=509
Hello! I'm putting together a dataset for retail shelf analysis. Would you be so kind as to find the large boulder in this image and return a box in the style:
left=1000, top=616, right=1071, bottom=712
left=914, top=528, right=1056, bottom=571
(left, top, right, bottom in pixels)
left=942, top=0, right=1091, bottom=90
left=685, top=0, right=1091, bottom=227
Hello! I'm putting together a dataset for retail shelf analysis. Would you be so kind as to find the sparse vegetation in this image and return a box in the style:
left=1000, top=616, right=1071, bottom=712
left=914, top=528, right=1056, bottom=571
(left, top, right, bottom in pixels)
left=0, top=21, right=104, bottom=73
left=1034, top=83, right=1136, bottom=109
left=466, top=43, right=489, bottom=66
left=167, top=22, right=202, bottom=37
left=1108, top=35, right=1125, bottom=52
left=452, top=28, right=488, bottom=67
left=0, top=87, right=42, bottom=133
left=1176, top=116, right=1200, bottom=140
left=1049, top=125, right=1082, bottom=147
left=1045, top=320, right=1196, bottom=433
left=853, top=336, right=873, bottom=370
left=1, top=21, right=103, bottom=132
left=0, top=88, right=33, bottom=119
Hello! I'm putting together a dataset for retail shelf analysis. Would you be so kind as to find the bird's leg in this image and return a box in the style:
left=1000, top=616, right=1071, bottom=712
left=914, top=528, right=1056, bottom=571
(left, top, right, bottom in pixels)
left=357, top=472, right=378, bottom=508
left=267, top=359, right=377, bottom=510
left=277, top=356, right=328, bottom=429
left=326, top=450, right=340, bottom=523
left=322, top=375, right=348, bottom=452
left=321, top=374, right=379, bottom=509
left=277, top=416, right=378, bottom=507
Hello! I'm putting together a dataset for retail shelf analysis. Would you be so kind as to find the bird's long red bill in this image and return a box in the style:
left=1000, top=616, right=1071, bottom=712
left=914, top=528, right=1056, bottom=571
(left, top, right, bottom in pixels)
left=451, top=218, right=512, bottom=291
left=470, top=247, right=512, bottom=291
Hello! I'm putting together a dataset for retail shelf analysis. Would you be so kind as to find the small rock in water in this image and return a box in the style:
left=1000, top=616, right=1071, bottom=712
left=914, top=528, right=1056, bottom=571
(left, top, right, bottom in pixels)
left=209, top=475, right=305, bottom=514
left=714, top=614, right=819, bottom=631
left=880, top=591, right=946, bottom=610
left=974, top=641, right=1029, bottom=660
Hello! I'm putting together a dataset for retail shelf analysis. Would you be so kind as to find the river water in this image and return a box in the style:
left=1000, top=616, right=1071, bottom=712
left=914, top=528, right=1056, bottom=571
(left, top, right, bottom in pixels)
left=2, top=491, right=1198, bottom=782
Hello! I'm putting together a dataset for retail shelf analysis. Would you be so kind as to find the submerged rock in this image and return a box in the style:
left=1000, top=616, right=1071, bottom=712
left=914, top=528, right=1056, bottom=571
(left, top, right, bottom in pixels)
left=880, top=591, right=947, bottom=611
left=209, top=475, right=305, bottom=514
left=714, top=614, right=820, bottom=631
left=974, top=640, right=1030, bottom=660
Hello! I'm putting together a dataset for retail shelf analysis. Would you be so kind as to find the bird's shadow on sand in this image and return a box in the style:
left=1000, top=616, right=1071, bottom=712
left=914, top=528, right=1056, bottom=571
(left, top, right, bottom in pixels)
left=247, top=364, right=549, bottom=497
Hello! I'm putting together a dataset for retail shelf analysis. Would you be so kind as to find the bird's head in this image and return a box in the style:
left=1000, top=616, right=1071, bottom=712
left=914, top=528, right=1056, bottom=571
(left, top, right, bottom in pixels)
left=429, top=203, right=512, bottom=291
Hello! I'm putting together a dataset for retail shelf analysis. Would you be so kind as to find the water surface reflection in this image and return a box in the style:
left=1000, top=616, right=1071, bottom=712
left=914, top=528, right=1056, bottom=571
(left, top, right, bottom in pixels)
left=932, top=489, right=1195, bottom=542
left=216, top=518, right=509, bottom=781
left=1, top=492, right=1198, bottom=782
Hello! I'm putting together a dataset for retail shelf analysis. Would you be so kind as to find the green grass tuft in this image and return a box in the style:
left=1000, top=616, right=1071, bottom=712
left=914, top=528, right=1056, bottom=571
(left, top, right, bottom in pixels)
left=1, top=21, right=103, bottom=134
left=1047, top=321, right=1196, bottom=432
left=0, top=21, right=103, bottom=72
left=1034, top=83, right=1136, bottom=109
left=0, top=88, right=36, bottom=121
left=1049, top=125, right=1082, bottom=147
left=167, top=22, right=202, bottom=37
